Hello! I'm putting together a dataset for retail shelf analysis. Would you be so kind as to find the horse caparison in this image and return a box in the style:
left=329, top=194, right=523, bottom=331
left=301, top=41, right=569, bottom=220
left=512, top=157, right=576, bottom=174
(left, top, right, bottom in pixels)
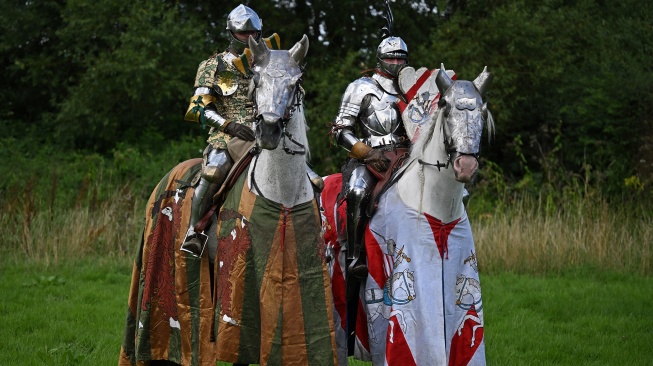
left=119, top=35, right=340, bottom=366
left=321, top=65, right=493, bottom=365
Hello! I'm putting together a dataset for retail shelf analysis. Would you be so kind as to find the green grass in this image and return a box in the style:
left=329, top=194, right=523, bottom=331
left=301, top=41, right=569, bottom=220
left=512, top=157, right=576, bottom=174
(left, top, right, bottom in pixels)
left=1, top=137, right=651, bottom=365
left=482, top=269, right=653, bottom=365
left=470, top=192, right=652, bottom=276
left=1, top=261, right=651, bottom=365
left=0, top=259, right=133, bottom=365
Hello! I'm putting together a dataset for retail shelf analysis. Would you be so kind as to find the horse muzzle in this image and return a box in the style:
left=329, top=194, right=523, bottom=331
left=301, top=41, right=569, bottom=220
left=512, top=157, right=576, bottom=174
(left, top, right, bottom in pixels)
left=256, top=112, right=283, bottom=150
left=453, top=154, right=479, bottom=183
left=259, top=112, right=284, bottom=126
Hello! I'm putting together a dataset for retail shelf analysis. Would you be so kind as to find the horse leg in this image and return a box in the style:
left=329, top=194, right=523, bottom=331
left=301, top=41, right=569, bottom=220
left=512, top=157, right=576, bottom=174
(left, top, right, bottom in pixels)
left=457, top=315, right=469, bottom=336
left=368, top=306, right=381, bottom=343
left=470, top=317, right=482, bottom=347
left=389, top=309, right=407, bottom=333
left=457, top=314, right=482, bottom=346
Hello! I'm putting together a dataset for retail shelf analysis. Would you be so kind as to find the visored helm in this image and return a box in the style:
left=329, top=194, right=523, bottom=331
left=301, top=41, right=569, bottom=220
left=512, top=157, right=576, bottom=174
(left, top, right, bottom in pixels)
left=376, top=36, right=409, bottom=77
left=226, top=5, right=263, bottom=52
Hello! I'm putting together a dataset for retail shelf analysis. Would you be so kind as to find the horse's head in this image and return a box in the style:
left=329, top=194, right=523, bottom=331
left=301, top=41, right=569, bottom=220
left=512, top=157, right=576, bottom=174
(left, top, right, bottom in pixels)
left=435, top=65, right=493, bottom=183
left=247, top=35, right=308, bottom=150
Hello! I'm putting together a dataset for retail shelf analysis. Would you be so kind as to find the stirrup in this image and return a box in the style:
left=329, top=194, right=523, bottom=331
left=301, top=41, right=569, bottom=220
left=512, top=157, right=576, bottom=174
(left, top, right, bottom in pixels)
left=180, top=230, right=208, bottom=257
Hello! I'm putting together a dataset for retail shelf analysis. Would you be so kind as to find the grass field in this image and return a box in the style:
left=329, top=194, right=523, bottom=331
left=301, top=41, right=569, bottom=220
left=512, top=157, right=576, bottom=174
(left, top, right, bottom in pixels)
left=1, top=260, right=651, bottom=365
left=1, top=160, right=651, bottom=365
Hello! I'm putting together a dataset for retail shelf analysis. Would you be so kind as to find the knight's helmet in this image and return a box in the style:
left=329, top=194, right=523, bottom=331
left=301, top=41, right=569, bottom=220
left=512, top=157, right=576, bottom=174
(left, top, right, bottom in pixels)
left=376, top=36, right=409, bottom=77
left=226, top=5, right=263, bottom=53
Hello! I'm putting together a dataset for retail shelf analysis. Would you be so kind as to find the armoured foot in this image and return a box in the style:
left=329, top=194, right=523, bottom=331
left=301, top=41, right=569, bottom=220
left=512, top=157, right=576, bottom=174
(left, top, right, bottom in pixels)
left=348, top=262, right=368, bottom=279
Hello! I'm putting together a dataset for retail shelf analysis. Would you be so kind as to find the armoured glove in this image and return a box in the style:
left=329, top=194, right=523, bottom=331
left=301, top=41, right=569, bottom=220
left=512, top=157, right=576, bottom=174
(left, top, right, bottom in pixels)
left=363, top=148, right=390, bottom=172
left=224, top=122, right=255, bottom=141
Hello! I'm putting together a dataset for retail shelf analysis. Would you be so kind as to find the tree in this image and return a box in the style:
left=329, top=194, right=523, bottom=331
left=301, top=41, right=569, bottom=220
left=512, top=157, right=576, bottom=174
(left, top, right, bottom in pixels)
left=415, top=0, right=653, bottom=191
left=1, top=0, right=650, bottom=193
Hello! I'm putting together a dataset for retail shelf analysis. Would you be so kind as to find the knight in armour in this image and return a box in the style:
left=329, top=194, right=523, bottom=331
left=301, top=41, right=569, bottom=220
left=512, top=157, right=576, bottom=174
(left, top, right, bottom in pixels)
left=181, top=4, right=322, bottom=256
left=330, top=35, right=410, bottom=276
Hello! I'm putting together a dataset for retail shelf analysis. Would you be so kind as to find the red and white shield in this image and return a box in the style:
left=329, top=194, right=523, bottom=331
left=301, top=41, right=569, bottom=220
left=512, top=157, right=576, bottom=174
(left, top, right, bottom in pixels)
left=397, top=66, right=456, bottom=143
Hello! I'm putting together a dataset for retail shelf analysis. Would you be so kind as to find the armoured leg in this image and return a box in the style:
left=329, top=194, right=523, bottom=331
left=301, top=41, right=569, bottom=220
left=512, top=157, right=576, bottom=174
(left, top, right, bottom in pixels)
left=181, top=147, right=233, bottom=256
left=345, top=165, right=376, bottom=278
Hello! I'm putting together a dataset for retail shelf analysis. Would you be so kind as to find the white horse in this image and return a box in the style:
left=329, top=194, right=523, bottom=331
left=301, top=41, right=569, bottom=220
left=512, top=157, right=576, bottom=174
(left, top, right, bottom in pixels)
left=210, top=35, right=338, bottom=366
left=321, top=65, right=493, bottom=365
left=120, top=35, right=338, bottom=366
left=246, top=37, right=314, bottom=208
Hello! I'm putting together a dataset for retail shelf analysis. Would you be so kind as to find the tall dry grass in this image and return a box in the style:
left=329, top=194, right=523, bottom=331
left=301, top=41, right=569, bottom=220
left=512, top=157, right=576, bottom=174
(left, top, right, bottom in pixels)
left=0, top=178, right=145, bottom=266
left=1, top=170, right=651, bottom=275
left=472, top=193, right=652, bottom=275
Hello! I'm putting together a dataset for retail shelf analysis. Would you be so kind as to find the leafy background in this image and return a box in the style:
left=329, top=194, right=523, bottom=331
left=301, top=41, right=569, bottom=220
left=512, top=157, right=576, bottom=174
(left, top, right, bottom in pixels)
left=2, top=0, right=651, bottom=194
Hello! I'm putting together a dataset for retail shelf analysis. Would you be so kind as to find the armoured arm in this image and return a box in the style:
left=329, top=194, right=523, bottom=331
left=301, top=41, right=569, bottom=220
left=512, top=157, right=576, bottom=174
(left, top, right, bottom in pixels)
left=333, top=79, right=391, bottom=161
left=185, top=54, right=234, bottom=130
left=332, top=79, right=381, bottom=154
left=184, top=87, right=231, bottom=129
left=335, top=116, right=387, bottom=171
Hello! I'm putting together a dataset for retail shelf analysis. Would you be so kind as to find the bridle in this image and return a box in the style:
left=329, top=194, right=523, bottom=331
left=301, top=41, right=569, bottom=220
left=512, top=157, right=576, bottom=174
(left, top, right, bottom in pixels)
left=249, top=71, right=307, bottom=197
left=249, top=72, right=307, bottom=156
left=417, top=96, right=481, bottom=171
left=280, top=85, right=306, bottom=156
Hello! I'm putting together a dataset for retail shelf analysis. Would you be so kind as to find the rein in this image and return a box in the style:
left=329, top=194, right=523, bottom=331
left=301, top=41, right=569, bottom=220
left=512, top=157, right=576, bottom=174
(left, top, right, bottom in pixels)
left=418, top=157, right=450, bottom=171
left=281, top=86, right=306, bottom=155
left=281, top=128, right=307, bottom=155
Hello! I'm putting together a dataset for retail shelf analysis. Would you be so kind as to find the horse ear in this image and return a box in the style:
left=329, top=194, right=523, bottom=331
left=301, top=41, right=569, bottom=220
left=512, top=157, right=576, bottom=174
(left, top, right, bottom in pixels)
left=248, top=35, right=270, bottom=64
left=289, top=34, right=309, bottom=66
left=473, top=66, right=493, bottom=96
left=435, top=63, right=453, bottom=94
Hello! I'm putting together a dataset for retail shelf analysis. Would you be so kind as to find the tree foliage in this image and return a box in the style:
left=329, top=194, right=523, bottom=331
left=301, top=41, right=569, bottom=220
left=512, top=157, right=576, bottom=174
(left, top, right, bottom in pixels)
left=1, top=0, right=651, bottom=195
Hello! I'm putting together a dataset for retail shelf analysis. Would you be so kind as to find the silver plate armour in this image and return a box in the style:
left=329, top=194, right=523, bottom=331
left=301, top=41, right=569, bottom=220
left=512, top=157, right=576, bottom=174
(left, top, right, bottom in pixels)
left=334, top=73, right=403, bottom=150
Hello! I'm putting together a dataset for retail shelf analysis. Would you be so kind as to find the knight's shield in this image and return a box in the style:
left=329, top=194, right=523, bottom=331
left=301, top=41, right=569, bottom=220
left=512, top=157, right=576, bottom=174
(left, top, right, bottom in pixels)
left=398, top=66, right=456, bottom=143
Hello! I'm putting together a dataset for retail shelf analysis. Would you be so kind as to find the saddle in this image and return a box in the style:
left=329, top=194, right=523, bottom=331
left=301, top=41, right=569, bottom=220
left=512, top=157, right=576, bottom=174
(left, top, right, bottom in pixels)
left=365, top=147, right=411, bottom=217
left=194, top=138, right=257, bottom=233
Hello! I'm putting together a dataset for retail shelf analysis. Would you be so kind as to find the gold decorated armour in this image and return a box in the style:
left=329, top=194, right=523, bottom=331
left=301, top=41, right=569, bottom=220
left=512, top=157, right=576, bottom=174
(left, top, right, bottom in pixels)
left=188, top=51, right=254, bottom=150
left=185, top=35, right=281, bottom=150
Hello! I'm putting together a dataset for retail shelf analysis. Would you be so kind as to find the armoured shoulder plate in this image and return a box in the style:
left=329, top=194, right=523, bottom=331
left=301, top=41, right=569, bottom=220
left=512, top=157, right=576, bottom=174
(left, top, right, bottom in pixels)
left=335, top=77, right=383, bottom=125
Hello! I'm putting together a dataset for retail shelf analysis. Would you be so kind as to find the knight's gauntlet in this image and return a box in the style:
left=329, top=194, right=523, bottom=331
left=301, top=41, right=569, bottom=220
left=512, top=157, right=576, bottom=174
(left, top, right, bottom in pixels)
left=350, top=142, right=373, bottom=160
